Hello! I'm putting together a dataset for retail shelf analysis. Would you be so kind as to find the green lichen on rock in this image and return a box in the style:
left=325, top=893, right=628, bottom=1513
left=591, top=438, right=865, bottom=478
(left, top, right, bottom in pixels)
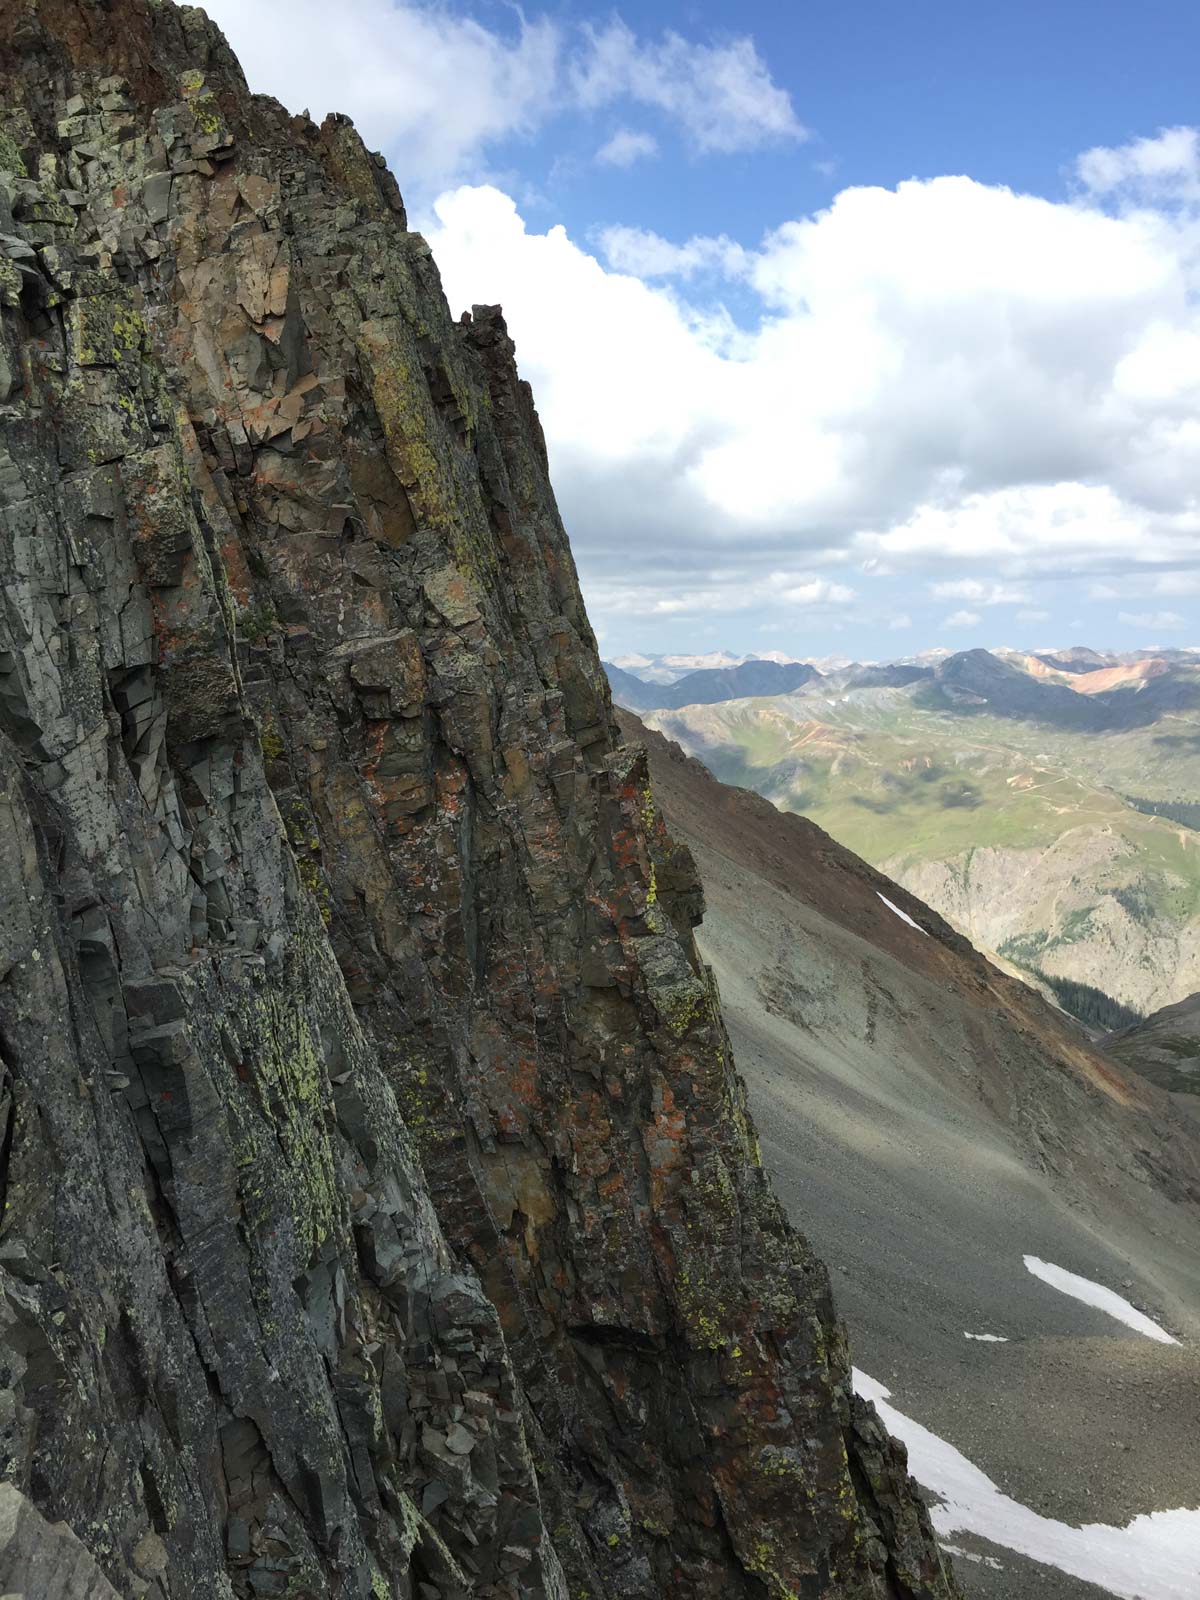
left=358, top=319, right=458, bottom=533
left=178, top=67, right=222, bottom=135
left=0, top=255, right=20, bottom=309
left=0, top=124, right=26, bottom=175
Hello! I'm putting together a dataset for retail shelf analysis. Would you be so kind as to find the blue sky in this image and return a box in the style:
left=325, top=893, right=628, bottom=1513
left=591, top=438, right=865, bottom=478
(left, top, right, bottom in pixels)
left=518, top=1, right=1200, bottom=241
left=205, top=0, right=1200, bottom=662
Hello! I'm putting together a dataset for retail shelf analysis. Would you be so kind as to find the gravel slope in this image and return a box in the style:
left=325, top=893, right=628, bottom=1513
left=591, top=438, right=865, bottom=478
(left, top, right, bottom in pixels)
left=626, top=713, right=1200, bottom=1600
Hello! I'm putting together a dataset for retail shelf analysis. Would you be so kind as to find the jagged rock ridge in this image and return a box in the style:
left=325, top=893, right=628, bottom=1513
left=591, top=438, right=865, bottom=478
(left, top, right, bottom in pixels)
left=0, top=4, right=957, bottom=1597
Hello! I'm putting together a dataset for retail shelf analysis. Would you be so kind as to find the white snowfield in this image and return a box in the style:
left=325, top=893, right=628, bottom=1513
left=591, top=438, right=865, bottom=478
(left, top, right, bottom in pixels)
left=876, top=892, right=927, bottom=935
left=855, top=1370, right=1200, bottom=1599
left=963, top=1331, right=1008, bottom=1342
left=1023, top=1255, right=1181, bottom=1345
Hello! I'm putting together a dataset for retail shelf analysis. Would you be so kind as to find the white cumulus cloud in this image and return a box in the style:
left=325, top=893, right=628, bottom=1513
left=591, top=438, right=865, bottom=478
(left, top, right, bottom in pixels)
left=198, top=1, right=802, bottom=186
left=570, top=20, right=806, bottom=154
left=1077, top=126, right=1200, bottom=202
left=599, top=225, right=748, bottom=279
left=198, top=0, right=560, bottom=183
left=1152, top=571, right=1200, bottom=594
left=428, top=164, right=1200, bottom=630
left=194, top=5, right=1200, bottom=643
left=595, top=128, right=658, bottom=168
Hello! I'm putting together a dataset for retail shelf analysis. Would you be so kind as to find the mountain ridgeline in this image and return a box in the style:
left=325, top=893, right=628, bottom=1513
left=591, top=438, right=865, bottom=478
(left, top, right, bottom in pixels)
left=606, top=645, right=1200, bottom=727
left=603, top=657, right=820, bottom=712
left=0, top=4, right=956, bottom=1598
left=925, top=647, right=1200, bottom=731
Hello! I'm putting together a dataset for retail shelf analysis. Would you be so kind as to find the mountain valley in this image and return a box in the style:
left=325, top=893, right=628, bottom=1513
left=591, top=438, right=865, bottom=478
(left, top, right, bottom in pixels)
left=629, top=648, right=1200, bottom=1021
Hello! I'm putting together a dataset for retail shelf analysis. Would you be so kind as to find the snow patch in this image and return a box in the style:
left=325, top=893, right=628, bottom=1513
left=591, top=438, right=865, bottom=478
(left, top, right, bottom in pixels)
left=963, top=1332, right=1008, bottom=1342
left=940, top=1543, right=1003, bottom=1570
left=877, top=892, right=927, bottom=935
left=854, top=1369, right=1200, bottom=1600
left=1023, top=1255, right=1180, bottom=1345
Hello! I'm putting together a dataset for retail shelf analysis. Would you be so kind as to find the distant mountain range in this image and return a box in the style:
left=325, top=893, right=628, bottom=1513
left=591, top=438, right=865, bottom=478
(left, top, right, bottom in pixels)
left=606, top=648, right=809, bottom=685
left=606, top=644, right=1200, bottom=718
left=608, top=645, right=1200, bottom=1021
left=930, top=647, right=1200, bottom=730
left=603, top=656, right=819, bottom=711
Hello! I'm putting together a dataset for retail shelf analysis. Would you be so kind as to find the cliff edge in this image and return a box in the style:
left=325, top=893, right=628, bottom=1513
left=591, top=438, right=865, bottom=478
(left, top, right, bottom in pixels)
left=0, top=4, right=957, bottom=1596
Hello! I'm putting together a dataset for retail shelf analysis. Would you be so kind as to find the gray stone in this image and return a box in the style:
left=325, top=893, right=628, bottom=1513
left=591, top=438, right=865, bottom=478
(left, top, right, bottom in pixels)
left=0, top=1484, right=121, bottom=1599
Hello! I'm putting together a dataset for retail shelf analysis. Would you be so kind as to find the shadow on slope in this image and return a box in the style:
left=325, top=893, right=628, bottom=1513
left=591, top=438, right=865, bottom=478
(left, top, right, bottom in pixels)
left=1105, top=994, right=1200, bottom=1104
left=622, top=710, right=1200, bottom=1600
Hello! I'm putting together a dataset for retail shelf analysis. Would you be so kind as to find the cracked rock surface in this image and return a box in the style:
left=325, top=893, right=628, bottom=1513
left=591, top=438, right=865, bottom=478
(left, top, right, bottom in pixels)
left=0, top=4, right=959, bottom=1597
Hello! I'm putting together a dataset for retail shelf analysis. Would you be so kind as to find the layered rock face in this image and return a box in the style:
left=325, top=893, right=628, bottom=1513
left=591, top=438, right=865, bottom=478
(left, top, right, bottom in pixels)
left=0, top=5, right=957, bottom=1597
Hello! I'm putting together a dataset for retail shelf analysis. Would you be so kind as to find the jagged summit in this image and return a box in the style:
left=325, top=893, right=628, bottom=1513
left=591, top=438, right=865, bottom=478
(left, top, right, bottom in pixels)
left=0, top=3, right=955, bottom=1597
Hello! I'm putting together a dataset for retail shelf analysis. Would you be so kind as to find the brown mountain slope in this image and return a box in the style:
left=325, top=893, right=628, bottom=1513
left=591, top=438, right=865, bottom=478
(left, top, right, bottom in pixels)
left=623, top=710, right=1200, bottom=1599
left=1008, top=652, right=1170, bottom=695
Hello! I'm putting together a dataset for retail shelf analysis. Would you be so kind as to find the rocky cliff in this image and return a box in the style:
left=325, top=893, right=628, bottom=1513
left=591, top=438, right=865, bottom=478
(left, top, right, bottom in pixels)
left=0, top=5, right=957, bottom=1597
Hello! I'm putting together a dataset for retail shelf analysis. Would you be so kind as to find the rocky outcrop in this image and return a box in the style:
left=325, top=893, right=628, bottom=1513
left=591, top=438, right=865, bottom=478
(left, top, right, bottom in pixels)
left=0, top=4, right=957, bottom=1597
